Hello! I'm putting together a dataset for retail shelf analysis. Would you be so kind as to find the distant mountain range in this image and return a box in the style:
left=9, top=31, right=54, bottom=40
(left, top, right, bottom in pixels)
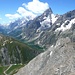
left=0, top=8, right=59, bottom=46
left=0, top=8, right=75, bottom=48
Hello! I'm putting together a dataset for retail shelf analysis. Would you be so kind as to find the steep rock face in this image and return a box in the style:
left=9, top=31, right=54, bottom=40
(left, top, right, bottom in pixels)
left=0, top=47, right=10, bottom=66
left=22, top=8, right=59, bottom=41
left=15, top=37, right=75, bottom=75
left=33, top=9, right=75, bottom=48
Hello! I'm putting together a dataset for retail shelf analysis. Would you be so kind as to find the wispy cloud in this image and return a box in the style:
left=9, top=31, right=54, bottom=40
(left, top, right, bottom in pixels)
left=17, top=7, right=36, bottom=19
left=5, top=0, right=49, bottom=20
left=5, top=13, right=21, bottom=19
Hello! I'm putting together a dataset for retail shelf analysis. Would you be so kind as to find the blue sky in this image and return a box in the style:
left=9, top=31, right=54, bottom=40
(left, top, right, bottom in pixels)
left=41, top=0, right=75, bottom=14
left=0, top=0, right=75, bottom=25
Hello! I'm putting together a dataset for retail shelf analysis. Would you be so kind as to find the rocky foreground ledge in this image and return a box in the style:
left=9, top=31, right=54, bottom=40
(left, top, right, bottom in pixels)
left=14, top=37, right=75, bottom=75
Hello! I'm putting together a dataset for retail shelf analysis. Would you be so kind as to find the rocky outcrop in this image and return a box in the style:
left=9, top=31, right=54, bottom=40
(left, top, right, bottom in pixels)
left=15, top=37, right=75, bottom=75
left=0, top=47, right=10, bottom=66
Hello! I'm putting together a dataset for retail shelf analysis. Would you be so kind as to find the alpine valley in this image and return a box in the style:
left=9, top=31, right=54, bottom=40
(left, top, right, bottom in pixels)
left=0, top=7, right=75, bottom=75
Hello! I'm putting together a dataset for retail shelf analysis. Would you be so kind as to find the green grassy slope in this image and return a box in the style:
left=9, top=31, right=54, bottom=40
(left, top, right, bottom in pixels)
left=0, top=34, right=42, bottom=66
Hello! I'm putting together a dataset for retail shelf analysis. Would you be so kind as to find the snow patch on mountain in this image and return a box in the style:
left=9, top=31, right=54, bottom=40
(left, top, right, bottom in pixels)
left=37, top=14, right=59, bottom=32
left=13, top=26, right=19, bottom=30
left=40, top=15, right=51, bottom=27
left=56, top=23, right=60, bottom=26
left=55, top=18, right=75, bottom=31
left=51, top=14, right=58, bottom=24
left=40, top=14, right=59, bottom=27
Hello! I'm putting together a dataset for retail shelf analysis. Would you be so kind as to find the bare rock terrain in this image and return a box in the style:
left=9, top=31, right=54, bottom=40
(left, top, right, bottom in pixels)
left=15, top=37, right=75, bottom=75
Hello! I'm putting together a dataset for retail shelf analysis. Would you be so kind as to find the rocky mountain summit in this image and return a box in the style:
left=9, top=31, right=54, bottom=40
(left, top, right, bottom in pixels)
left=15, top=37, right=75, bottom=75
left=6, top=8, right=59, bottom=42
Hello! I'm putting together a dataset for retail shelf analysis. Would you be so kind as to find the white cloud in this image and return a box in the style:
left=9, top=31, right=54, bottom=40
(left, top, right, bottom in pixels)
left=5, top=0, right=49, bottom=20
left=17, top=7, right=36, bottom=19
left=22, top=0, right=49, bottom=14
left=5, top=13, right=21, bottom=19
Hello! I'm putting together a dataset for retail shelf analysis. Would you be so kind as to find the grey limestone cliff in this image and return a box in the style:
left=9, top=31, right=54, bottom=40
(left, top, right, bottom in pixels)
left=15, top=37, right=75, bottom=75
